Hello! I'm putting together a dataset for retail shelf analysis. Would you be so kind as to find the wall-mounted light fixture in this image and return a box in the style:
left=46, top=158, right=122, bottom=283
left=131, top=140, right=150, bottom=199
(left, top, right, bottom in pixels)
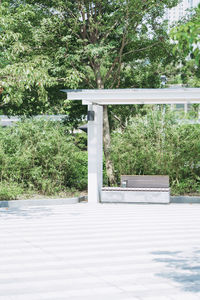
left=79, top=124, right=87, bottom=133
left=87, top=110, right=95, bottom=121
left=160, top=75, right=167, bottom=87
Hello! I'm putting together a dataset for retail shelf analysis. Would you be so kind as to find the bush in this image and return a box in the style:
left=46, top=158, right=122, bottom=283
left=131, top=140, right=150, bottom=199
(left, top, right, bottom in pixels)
left=0, top=119, right=87, bottom=197
left=0, top=182, right=23, bottom=200
left=111, top=110, right=200, bottom=195
left=1, top=112, right=199, bottom=198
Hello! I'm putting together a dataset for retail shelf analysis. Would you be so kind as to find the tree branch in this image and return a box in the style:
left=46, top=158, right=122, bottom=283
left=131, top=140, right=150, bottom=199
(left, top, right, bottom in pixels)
left=80, top=3, right=88, bottom=40
left=83, top=74, right=95, bottom=88
left=104, top=6, right=129, bottom=84
left=106, top=30, right=127, bottom=87
left=110, top=111, right=126, bottom=129
left=122, top=41, right=161, bottom=57
left=110, top=63, right=122, bottom=89
left=103, top=55, right=120, bottom=84
left=100, top=20, right=120, bottom=44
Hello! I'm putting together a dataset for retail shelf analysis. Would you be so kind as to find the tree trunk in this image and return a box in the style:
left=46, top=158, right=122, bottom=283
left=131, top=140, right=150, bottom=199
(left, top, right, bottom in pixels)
left=96, top=70, right=116, bottom=185
left=103, top=105, right=116, bottom=185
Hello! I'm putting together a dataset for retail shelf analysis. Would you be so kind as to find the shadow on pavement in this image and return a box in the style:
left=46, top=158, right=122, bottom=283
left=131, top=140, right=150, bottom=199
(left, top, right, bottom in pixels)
left=152, top=249, right=200, bottom=292
left=0, top=206, right=52, bottom=219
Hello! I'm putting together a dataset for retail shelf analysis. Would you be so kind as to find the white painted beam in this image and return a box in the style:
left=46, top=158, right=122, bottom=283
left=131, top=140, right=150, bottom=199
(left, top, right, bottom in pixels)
left=62, top=88, right=200, bottom=105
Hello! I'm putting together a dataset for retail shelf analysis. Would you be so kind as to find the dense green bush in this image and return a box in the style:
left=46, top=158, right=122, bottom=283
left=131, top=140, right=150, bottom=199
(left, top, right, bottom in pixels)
left=0, top=119, right=87, bottom=198
left=0, top=112, right=199, bottom=199
left=111, top=110, right=200, bottom=195
left=0, top=182, right=24, bottom=200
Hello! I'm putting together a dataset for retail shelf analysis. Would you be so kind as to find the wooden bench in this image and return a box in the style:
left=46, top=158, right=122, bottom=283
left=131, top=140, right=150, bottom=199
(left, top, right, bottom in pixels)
left=101, top=175, right=170, bottom=203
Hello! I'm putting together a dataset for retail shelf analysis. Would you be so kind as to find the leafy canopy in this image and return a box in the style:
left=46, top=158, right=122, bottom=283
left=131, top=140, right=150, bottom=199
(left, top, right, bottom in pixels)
left=170, top=4, right=200, bottom=87
left=171, top=4, right=200, bottom=65
left=0, top=1, right=83, bottom=115
left=0, top=0, right=178, bottom=116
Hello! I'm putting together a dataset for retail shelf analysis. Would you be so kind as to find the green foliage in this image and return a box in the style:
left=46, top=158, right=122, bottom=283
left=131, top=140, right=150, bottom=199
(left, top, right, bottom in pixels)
left=73, top=133, right=87, bottom=151
left=171, top=4, right=200, bottom=75
left=0, top=0, right=178, bottom=119
left=166, top=5, right=200, bottom=87
left=111, top=109, right=200, bottom=195
left=0, top=120, right=87, bottom=197
left=0, top=182, right=23, bottom=200
left=0, top=2, right=84, bottom=116
left=0, top=114, right=199, bottom=198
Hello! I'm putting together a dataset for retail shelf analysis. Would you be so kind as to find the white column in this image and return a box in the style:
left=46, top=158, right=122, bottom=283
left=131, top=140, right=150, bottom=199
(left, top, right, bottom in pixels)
left=88, top=104, right=103, bottom=203
left=184, top=103, right=188, bottom=115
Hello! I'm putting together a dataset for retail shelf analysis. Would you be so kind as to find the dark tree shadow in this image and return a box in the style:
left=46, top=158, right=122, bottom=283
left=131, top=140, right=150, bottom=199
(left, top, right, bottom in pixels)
left=152, top=250, right=200, bottom=292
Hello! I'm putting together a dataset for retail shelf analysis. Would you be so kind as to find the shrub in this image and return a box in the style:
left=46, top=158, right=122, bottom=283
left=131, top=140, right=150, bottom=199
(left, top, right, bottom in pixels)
left=0, top=111, right=199, bottom=198
left=111, top=110, right=200, bottom=195
left=0, top=182, right=23, bottom=200
left=0, top=119, right=87, bottom=197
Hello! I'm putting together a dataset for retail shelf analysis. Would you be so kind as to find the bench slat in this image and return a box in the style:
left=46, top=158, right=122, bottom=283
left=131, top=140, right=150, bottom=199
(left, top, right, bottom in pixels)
left=121, top=175, right=169, bottom=188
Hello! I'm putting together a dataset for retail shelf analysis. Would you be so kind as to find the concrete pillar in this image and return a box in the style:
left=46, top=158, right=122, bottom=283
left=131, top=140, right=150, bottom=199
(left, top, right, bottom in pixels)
left=184, top=103, right=188, bottom=115
left=88, top=104, right=103, bottom=203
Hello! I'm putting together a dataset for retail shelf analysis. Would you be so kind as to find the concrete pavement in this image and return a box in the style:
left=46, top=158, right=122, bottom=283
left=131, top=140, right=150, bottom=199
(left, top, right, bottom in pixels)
left=0, top=203, right=200, bottom=300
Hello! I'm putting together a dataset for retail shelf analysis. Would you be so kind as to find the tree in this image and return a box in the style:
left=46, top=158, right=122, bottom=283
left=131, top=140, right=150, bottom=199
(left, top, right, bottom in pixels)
left=170, top=4, right=200, bottom=88
left=171, top=4, right=200, bottom=65
left=0, top=1, right=84, bottom=116
left=0, top=0, right=178, bottom=184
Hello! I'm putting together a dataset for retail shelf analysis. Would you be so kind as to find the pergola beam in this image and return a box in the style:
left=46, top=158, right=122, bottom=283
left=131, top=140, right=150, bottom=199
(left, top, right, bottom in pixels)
left=62, top=88, right=200, bottom=105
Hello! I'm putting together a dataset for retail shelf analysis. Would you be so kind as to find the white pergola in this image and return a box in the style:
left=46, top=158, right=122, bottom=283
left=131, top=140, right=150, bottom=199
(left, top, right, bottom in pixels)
left=62, top=88, right=200, bottom=203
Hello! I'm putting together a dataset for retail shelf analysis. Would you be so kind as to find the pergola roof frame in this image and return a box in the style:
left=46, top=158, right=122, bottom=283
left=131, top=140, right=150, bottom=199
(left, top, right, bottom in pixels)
left=62, top=88, right=200, bottom=105
left=63, top=88, right=200, bottom=204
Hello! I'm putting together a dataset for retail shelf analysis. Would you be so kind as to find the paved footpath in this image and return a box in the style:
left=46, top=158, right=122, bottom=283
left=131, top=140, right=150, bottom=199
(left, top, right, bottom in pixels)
left=0, top=203, right=200, bottom=300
